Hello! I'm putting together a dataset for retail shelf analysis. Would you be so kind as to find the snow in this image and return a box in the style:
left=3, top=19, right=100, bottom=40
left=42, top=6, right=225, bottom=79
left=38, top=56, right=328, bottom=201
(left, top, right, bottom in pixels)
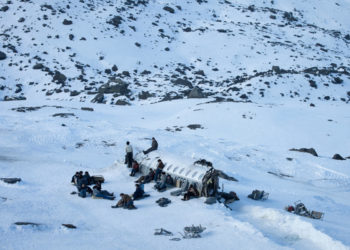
left=0, top=99, right=349, bottom=249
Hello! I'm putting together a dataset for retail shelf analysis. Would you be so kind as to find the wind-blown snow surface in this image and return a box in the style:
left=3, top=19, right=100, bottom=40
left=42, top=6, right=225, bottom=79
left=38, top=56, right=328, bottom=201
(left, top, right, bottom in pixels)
left=0, top=99, right=350, bottom=250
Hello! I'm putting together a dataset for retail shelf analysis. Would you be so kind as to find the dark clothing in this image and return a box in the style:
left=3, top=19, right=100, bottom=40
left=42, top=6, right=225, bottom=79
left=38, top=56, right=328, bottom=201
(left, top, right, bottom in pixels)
left=183, top=186, right=199, bottom=201
left=143, top=138, right=158, bottom=154
left=93, top=186, right=114, bottom=200
left=126, top=152, right=133, bottom=168
left=133, top=186, right=145, bottom=200
left=154, top=161, right=164, bottom=181
left=117, top=194, right=135, bottom=209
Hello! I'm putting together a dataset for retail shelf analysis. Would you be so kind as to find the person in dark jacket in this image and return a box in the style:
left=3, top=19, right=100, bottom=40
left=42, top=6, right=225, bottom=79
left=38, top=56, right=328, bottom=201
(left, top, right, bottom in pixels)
left=154, top=159, right=164, bottom=181
left=71, top=172, right=79, bottom=184
left=132, top=184, right=145, bottom=200
left=154, top=172, right=167, bottom=191
left=130, top=160, right=139, bottom=177
left=182, top=184, right=199, bottom=201
left=135, top=168, right=155, bottom=184
left=143, top=137, right=158, bottom=154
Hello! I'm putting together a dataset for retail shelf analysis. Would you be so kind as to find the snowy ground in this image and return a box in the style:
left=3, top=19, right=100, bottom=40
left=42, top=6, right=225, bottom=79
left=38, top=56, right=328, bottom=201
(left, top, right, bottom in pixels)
left=0, top=98, right=349, bottom=250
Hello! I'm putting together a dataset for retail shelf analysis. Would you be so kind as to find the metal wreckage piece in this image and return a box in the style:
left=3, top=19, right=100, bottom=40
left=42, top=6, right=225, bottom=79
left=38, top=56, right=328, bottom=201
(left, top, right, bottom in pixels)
left=154, top=228, right=173, bottom=236
left=180, top=225, right=206, bottom=239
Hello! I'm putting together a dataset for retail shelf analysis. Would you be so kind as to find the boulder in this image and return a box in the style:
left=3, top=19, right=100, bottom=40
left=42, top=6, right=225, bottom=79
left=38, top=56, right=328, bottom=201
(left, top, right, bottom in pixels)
left=0, top=51, right=7, bottom=60
left=115, top=99, right=130, bottom=106
left=98, top=78, right=130, bottom=96
left=107, top=16, right=123, bottom=28
left=53, top=71, right=67, bottom=84
left=332, top=154, right=345, bottom=160
left=173, top=78, right=193, bottom=88
left=63, top=19, right=73, bottom=25
left=1, top=178, right=21, bottom=184
left=138, top=91, right=154, bottom=100
left=188, top=86, right=206, bottom=98
left=70, top=90, right=80, bottom=96
left=81, top=107, right=94, bottom=111
left=91, top=93, right=104, bottom=103
left=163, top=6, right=175, bottom=14
left=289, top=148, right=318, bottom=157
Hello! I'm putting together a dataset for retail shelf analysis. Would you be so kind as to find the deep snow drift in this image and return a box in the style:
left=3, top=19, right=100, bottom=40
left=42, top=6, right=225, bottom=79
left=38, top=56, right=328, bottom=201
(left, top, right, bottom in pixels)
left=0, top=99, right=349, bottom=250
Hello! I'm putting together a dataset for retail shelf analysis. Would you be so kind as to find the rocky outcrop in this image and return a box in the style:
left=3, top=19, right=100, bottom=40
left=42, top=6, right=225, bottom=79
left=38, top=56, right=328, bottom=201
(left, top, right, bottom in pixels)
left=289, top=148, right=318, bottom=157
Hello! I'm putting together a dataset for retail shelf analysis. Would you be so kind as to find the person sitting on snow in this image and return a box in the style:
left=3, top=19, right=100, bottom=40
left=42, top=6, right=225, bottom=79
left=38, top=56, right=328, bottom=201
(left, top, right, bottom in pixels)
left=182, top=184, right=199, bottom=201
left=92, top=185, right=115, bottom=200
left=143, top=137, right=158, bottom=154
left=154, top=172, right=167, bottom=191
left=135, top=168, right=155, bottom=184
left=112, top=193, right=136, bottom=209
left=132, top=184, right=145, bottom=200
left=130, top=160, right=139, bottom=177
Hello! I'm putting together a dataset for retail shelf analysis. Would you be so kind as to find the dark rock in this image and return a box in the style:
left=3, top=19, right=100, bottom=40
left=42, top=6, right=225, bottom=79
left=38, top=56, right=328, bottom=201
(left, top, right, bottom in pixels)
left=309, top=80, right=317, bottom=88
left=105, top=69, right=111, bottom=74
left=173, top=78, right=193, bottom=88
left=115, top=99, right=130, bottom=106
left=52, top=113, right=75, bottom=118
left=283, top=12, right=297, bottom=22
left=187, top=124, right=203, bottom=130
left=3, top=96, right=26, bottom=101
left=122, top=71, right=130, bottom=77
left=344, top=34, right=350, bottom=40
left=112, top=65, right=118, bottom=72
left=0, top=51, right=7, bottom=60
left=70, top=90, right=80, bottom=96
left=107, top=16, right=123, bottom=28
left=33, top=63, right=44, bottom=70
left=332, top=77, right=343, bottom=84
left=14, top=222, right=41, bottom=226
left=163, top=6, right=175, bottom=13
left=135, top=42, right=141, bottom=47
left=18, top=17, right=25, bottom=23
left=289, top=148, right=318, bottom=157
left=347, top=91, right=350, bottom=97
left=183, top=27, right=192, bottom=32
left=240, top=94, right=248, bottom=99
left=98, top=78, right=130, bottom=96
left=62, top=224, right=76, bottom=229
left=53, top=71, right=67, bottom=84
left=1, top=178, right=21, bottom=184
left=332, top=154, right=345, bottom=160
left=194, top=70, right=205, bottom=76
left=138, top=91, right=154, bottom=100
left=272, top=66, right=282, bottom=74
left=69, top=34, right=74, bottom=40
left=81, top=107, right=94, bottom=111
left=0, top=6, right=9, bottom=12
left=63, top=19, right=73, bottom=25
left=91, top=93, right=104, bottom=103
left=188, top=86, right=206, bottom=98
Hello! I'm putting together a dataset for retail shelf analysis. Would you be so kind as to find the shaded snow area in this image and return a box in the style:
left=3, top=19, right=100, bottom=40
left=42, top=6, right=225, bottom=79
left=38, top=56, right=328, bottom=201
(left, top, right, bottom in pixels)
left=0, top=99, right=349, bottom=250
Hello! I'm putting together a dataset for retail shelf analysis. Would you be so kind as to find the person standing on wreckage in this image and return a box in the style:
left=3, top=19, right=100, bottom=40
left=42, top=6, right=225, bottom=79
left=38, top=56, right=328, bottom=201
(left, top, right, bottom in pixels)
left=125, top=141, right=133, bottom=168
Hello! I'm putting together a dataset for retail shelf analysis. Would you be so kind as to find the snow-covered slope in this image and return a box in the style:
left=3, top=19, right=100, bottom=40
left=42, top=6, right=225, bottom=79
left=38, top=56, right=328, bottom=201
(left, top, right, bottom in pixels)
left=0, top=99, right=350, bottom=249
left=1, top=0, right=350, bottom=249
left=0, top=0, right=349, bottom=104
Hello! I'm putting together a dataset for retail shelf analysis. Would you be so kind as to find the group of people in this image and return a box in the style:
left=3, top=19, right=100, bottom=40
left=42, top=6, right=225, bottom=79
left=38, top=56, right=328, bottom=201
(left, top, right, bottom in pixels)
left=71, top=136, right=201, bottom=210
left=71, top=171, right=115, bottom=200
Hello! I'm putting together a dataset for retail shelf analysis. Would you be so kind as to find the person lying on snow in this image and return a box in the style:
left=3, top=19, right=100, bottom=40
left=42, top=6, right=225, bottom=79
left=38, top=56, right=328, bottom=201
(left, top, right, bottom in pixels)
left=130, top=160, right=139, bottom=177
left=92, top=185, right=115, bottom=200
left=132, top=183, right=145, bottom=200
left=135, top=168, right=155, bottom=184
left=182, top=184, right=199, bottom=201
left=154, top=172, right=167, bottom=191
left=112, top=193, right=136, bottom=209
left=143, top=137, right=158, bottom=154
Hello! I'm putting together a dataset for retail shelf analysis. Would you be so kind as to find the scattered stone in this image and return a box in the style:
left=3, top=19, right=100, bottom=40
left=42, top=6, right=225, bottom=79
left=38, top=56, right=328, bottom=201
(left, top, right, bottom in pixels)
left=332, top=154, right=345, bottom=160
left=18, top=17, right=25, bottom=23
left=1, top=178, right=21, bottom=184
left=91, top=93, right=104, bottom=103
left=289, top=148, right=318, bottom=157
left=111, top=65, right=118, bottom=72
left=138, top=91, right=154, bottom=100
left=62, top=224, right=77, bottom=229
left=99, top=78, right=130, bottom=96
left=309, top=80, right=317, bottom=88
left=81, top=107, right=94, bottom=111
left=188, top=86, right=206, bottom=98
left=0, top=6, right=9, bottom=12
left=3, top=96, right=27, bottom=101
left=70, top=90, right=80, bottom=96
left=0, top=51, right=7, bottom=60
left=63, top=19, right=73, bottom=25
left=53, top=71, right=67, bottom=84
left=52, top=113, right=75, bottom=118
left=33, top=63, right=44, bottom=70
left=115, top=99, right=130, bottom=106
left=332, top=77, right=343, bottom=84
left=187, top=124, right=203, bottom=130
left=173, top=78, right=193, bottom=88
left=107, top=16, right=123, bottom=28
left=14, top=222, right=41, bottom=226
left=163, top=6, right=175, bottom=14
left=286, top=157, right=293, bottom=161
